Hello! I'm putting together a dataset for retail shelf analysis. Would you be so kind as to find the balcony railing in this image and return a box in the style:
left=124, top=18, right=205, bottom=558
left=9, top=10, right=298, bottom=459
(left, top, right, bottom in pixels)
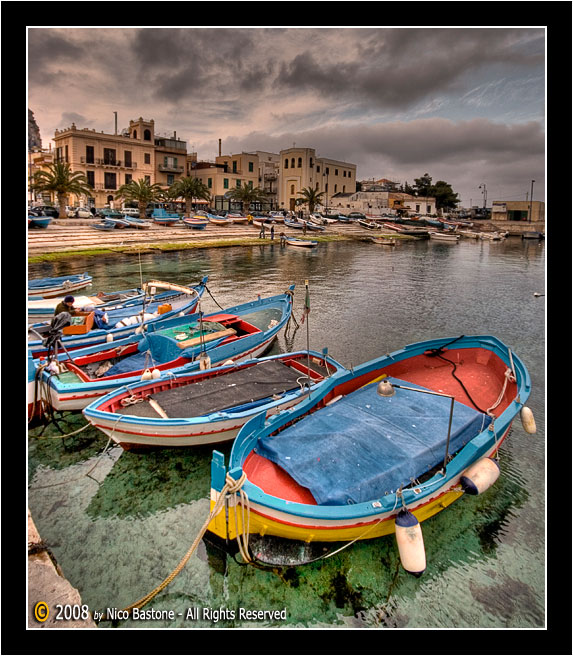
left=80, top=156, right=137, bottom=169
left=158, top=164, right=184, bottom=173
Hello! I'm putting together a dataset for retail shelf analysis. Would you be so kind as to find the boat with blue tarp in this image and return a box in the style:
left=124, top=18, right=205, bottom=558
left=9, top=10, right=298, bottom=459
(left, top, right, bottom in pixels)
left=207, top=334, right=534, bottom=572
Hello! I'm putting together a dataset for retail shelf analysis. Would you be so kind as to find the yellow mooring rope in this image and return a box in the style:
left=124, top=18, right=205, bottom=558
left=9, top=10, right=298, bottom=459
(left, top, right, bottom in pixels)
left=122, top=472, right=248, bottom=613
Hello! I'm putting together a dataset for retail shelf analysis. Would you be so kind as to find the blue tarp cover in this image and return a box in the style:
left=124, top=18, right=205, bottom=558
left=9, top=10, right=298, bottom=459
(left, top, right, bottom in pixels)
left=255, top=377, right=490, bottom=505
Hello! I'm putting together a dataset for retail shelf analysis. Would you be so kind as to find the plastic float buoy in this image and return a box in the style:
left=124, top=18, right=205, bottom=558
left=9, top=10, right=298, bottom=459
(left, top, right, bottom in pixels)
left=140, top=368, right=152, bottom=381
left=106, top=333, right=113, bottom=343
left=394, top=508, right=426, bottom=577
left=520, top=406, right=537, bottom=434
left=460, top=457, right=500, bottom=495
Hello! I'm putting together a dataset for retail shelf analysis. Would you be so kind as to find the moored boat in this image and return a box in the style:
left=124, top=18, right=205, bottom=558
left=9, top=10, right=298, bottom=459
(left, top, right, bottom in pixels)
left=286, top=238, right=318, bottom=248
left=28, top=278, right=208, bottom=357
left=83, top=349, right=344, bottom=450
left=28, top=285, right=295, bottom=418
left=207, top=334, right=533, bottom=571
left=28, top=287, right=144, bottom=320
left=28, top=272, right=93, bottom=298
left=429, top=231, right=460, bottom=242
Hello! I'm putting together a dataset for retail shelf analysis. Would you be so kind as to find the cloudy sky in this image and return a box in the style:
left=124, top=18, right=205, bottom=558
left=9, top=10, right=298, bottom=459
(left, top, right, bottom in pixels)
left=27, top=26, right=545, bottom=207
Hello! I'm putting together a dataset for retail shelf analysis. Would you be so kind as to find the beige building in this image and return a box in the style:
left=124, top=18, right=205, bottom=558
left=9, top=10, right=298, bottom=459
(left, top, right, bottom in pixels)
left=191, top=152, right=260, bottom=210
left=51, top=118, right=156, bottom=207
left=278, top=147, right=356, bottom=212
left=491, top=200, right=545, bottom=223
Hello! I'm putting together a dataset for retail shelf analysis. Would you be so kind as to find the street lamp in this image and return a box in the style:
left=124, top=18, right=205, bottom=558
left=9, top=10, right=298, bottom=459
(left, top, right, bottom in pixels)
left=478, top=183, right=487, bottom=210
left=529, top=180, right=535, bottom=222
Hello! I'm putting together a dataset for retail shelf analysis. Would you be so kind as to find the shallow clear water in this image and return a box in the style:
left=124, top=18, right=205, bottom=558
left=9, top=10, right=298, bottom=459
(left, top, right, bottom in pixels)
left=28, top=237, right=545, bottom=628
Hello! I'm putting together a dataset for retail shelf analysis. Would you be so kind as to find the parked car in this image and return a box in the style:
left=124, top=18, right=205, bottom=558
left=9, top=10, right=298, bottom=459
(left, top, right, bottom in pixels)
left=30, top=205, right=59, bottom=218
left=347, top=211, right=366, bottom=219
left=121, top=207, right=140, bottom=217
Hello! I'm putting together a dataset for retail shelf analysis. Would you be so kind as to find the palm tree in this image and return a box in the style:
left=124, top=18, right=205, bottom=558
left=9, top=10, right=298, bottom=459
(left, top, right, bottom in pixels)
left=296, top=187, right=325, bottom=215
left=30, top=160, right=93, bottom=218
left=168, top=176, right=211, bottom=215
left=115, top=178, right=164, bottom=218
left=225, top=184, right=268, bottom=213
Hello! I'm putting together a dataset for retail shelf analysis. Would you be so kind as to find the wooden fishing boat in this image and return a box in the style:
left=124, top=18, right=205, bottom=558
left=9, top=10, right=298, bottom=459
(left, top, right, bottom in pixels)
left=283, top=218, right=304, bottom=230
left=207, top=334, right=533, bottom=572
left=90, top=220, right=117, bottom=231
left=28, top=214, right=52, bottom=229
left=372, top=236, right=397, bottom=246
left=27, top=278, right=208, bottom=357
left=227, top=213, right=249, bottom=224
left=28, top=272, right=93, bottom=299
left=151, top=208, right=180, bottom=225
left=521, top=231, right=544, bottom=240
left=383, top=223, right=429, bottom=237
left=268, top=212, right=285, bottom=222
left=28, top=286, right=295, bottom=418
left=358, top=219, right=381, bottom=230
left=28, top=288, right=144, bottom=320
left=82, top=349, right=344, bottom=450
left=429, top=231, right=460, bottom=242
left=182, top=217, right=209, bottom=230
left=286, top=238, right=317, bottom=248
left=122, top=216, right=151, bottom=229
left=208, top=215, right=234, bottom=226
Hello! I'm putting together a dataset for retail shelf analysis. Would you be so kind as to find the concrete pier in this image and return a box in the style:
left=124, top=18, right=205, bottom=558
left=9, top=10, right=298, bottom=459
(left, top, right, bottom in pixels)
left=28, top=509, right=97, bottom=628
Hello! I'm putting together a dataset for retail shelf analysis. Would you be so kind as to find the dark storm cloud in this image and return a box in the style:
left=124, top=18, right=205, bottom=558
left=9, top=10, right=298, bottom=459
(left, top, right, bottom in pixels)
left=28, top=29, right=85, bottom=84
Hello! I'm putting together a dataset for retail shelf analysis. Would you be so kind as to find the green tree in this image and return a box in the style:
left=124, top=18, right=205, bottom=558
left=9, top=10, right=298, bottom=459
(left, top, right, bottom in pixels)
left=115, top=178, right=165, bottom=218
left=168, top=176, right=211, bottom=215
left=296, top=187, right=325, bottom=214
left=30, top=160, right=93, bottom=218
left=411, top=173, right=460, bottom=211
left=413, top=173, right=433, bottom=197
left=225, top=183, right=268, bottom=212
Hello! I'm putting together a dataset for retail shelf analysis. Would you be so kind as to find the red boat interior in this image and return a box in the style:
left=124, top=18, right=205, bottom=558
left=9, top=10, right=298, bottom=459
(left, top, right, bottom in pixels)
left=64, top=314, right=262, bottom=382
left=244, top=346, right=517, bottom=505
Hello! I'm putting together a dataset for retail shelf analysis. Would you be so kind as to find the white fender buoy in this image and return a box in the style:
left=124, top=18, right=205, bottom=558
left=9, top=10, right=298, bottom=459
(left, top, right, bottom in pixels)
left=106, top=333, right=113, bottom=343
left=520, top=406, right=537, bottom=434
left=140, top=368, right=152, bottom=381
left=394, top=508, right=426, bottom=577
left=223, top=360, right=234, bottom=366
left=460, top=457, right=500, bottom=495
left=151, top=368, right=161, bottom=379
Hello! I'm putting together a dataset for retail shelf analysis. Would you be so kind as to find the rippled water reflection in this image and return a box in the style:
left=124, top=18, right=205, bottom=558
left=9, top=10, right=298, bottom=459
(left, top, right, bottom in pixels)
left=28, top=237, right=545, bottom=628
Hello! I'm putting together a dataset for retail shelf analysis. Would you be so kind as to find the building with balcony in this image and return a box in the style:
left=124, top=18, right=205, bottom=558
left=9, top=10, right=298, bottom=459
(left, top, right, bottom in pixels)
left=278, top=147, right=357, bottom=212
left=52, top=117, right=156, bottom=207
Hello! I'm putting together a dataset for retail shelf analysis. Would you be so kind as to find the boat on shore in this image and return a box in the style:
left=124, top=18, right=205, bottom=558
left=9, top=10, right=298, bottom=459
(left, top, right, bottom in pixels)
left=207, top=334, right=533, bottom=571
left=227, top=213, right=250, bottom=224
left=208, top=215, right=234, bottom=226
left=28, top=286, right=295, bottom=418
left=151, top=208, right=180, bottom=225
left=28, top=272, right=93, bottom=299
left=83, top=349, right=344, bottom=450
left=28, top=214, right=52, bottom=229
left=122, top=216, right=151, bottom=229
left=182, top=216, right=209, bottom=230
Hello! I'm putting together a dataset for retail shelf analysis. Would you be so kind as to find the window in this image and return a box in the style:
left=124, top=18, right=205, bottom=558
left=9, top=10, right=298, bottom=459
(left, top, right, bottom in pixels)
left=65, top=145, right=69, bottom=162
left=236, top=179, right=241, bottom=188
left=291, top=158, right=295, bottom=168
left=343, top=171, right=347, bottom=177
left=232, top=161, right=237, bottom=173
left=133, top=129, right=138, bottom=139
left=326, top=167, right=330, bottom=175
left=103, top=148, right=116, bottom=165
left=86, top=170, right=95, bottom=187
left=416, top=204, right=420, bottom=212
left=335, top=169, right=338, bottom=176
left=86, top=146, right=94, bottom=164
left=208, top=178, right=213, bottom=189
left=125, top=173, right=132, bottom=184
left=297, top=157, right=302, bottom=168
left=334, top=184, right=338, bottom=193
left=284, top=159, right=289, bottom=169
left=224, top=178, right=229, bottom=189
left=310, top=157, right=314, bottom=168
left=144, top=175, right=151, bottom=184
left=124, top=151, right=132, bottom=167
left=248, top=162, right=254, bottom=173
left=104, top=172, right=117, bottom=189
left=167, top=174, right=174, bottom=185
left=316, top=165, right=320, bottom=173
left=427, top=205, right=431, bottom=214
left=290, top=184, right=295, bottom=194
left=143, top=129, right=151, bottom=141
left=144, top=153, right=151, bottom=164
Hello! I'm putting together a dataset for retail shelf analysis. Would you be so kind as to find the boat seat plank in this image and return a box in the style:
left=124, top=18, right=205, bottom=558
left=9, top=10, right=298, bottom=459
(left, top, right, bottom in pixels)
left=176, top=327, right=236, bottom=349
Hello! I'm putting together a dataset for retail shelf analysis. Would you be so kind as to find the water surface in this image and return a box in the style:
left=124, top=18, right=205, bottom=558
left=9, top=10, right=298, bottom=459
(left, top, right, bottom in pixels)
left=28, top=237, right=545, bottom=629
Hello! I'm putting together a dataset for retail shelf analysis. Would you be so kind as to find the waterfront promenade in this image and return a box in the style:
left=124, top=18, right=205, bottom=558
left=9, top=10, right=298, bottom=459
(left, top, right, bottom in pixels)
left=28, top=218, right=543, bottom=259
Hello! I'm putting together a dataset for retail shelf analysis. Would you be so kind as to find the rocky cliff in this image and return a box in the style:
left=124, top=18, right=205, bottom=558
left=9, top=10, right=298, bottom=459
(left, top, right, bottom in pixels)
left=28, top=109, right=42, bottom=150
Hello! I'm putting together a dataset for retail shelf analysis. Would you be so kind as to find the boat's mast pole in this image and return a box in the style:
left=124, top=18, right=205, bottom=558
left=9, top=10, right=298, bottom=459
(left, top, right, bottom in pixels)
left=305, top=279, right=311, bottom=390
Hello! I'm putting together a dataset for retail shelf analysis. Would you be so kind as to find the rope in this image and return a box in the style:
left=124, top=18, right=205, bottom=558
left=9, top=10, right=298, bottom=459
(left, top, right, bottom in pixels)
left=204, top=284, right=224, bottom=310
left=122, top=471, right=248, bottom=613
